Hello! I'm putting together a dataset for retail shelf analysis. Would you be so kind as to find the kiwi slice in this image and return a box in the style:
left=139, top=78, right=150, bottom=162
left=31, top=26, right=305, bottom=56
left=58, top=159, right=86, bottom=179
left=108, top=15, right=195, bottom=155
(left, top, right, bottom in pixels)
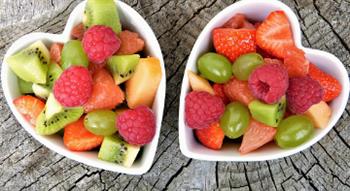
left=6, top=41, right=49, bottom=84
left=107, top=54, right=140, bottom=84
left=248, top=96, right=286, bottom=127
left=32, top=83, right=50, bottom=100
left=45, top=93, right=64, bottom=120
left=83, top=0, right=122, bottom=34
left=47, top=62, right=63, bottom=89
left=36, top=107, right=84, bottom=135
left=98, top=135, right=140, bottom=167
left=18, top=78, right=33, bottom=94
left=61, top=40, right=89, bottom=70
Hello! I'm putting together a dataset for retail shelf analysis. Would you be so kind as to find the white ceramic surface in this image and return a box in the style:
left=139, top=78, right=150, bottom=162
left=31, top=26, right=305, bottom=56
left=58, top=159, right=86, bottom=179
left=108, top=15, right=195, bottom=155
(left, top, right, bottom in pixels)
left=179, top=0, right=350, bottom=161
left=1, top=0, right=166, bottom=175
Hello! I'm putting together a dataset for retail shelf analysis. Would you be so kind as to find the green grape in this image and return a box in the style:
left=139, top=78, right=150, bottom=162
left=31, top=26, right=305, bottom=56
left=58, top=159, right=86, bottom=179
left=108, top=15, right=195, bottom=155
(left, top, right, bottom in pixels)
left=61, top=40, right=89, bottom=70
left=220, top=102, right=250, bottom=139
left=276, top=115, right=314, bottom=148
left=197, top=52, right=232, bottom=83
left=84, top=110, right=117, bottom=136
left=232, top=53, right=263, bottom=81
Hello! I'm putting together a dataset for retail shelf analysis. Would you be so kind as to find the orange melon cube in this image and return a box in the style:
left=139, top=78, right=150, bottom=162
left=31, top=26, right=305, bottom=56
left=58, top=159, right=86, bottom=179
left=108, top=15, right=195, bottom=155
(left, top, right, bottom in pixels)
left=126, top=57, right=162, bottom=109
left=305, top=101, right=332, bottom=128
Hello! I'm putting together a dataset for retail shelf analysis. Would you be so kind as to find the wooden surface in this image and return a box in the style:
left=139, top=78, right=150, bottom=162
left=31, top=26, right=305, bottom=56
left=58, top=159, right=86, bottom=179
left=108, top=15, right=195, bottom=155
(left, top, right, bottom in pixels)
left=0, top=0, right=349, bottom=190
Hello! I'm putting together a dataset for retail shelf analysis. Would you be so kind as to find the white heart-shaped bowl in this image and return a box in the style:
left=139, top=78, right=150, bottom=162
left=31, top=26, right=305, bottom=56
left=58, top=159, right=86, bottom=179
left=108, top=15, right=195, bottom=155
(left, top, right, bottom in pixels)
left=179, top=0, right=349, bottom=161
left=1, top=0, right=166, bottom=174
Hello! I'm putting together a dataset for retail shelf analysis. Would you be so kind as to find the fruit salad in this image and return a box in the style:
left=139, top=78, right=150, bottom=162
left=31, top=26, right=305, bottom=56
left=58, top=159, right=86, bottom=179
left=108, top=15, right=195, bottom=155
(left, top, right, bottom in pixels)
left=7, top=0, right=162, bottom=167
left=185, top=11, right=342, bottom=154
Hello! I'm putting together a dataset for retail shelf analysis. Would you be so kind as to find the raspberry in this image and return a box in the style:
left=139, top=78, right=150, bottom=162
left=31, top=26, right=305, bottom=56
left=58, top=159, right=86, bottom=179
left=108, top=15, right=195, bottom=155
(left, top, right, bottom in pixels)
left=117, top=106, right=156, bottom=145
left=287, top=77, right=324, bottom=114
left=213, top=83, right=230, bottom=104
left=53, top=66, right=93, bottom=107
left=185, top=91, right=225, bottom=129
left=248, top=64, right=288, bottom=104
left=82, top=25, right=121, bottom=64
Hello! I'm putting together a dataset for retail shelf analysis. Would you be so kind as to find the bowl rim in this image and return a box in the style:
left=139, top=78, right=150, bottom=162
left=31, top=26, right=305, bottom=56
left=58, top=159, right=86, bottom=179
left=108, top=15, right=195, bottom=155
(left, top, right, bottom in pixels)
left=178, top=0, right=350, bottom=161
left=1, top=0, right=166, bottom=175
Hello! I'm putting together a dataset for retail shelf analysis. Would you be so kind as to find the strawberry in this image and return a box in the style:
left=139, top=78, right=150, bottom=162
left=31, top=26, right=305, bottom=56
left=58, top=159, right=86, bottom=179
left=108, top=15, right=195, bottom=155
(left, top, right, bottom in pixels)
left=83, top=69, right=124, bottom=112
left=264, top=58, right=283, bottom=65
left=256, top=11, right=294, bottom=58
left=71, top=23, right=85, bottom=40
left=213, top=28, right=256, bottom=61
left=195, top=122, right=225, bottom=150
left=223, top=78, right=255, bottom=106
left=63, top=118, right=103, bottom=151
left=308, top=63, right=342, bottom=102
left=13, top=95, right=45, bottom=126
left=223, top=13, right=255, bottom=29
left=283, top=46, right=309, bottom=77
left=239, top=119, right=277, bottom=154
left=257, top=47, right=276, bottom=59
left=50, top=43, right=63, bottom=64
left=117, top=30, right=145, bottom=55
left=213, top=83, right=230, bottom=104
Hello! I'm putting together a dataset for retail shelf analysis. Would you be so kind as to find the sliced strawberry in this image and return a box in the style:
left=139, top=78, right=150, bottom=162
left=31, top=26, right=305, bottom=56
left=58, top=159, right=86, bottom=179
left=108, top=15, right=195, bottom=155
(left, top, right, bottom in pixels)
left=256, top=11, right=294, bottom=58
left=256, top=47, right=275, bottom=59
left=283, top=46, right=309, bottom=77
left=195, top=122, right=225, bottom=150
left=50, top=43, right=63, bottom=64
left=213, top=83, right=230, bottom=104
left=213, top=28, right=256, bottom=62
left=117, top=30, right=145, bottom=55
left=308, top=63, right=342, bottom=102
left=83, top=69, right=124, bottom=112
left=71, top=23, right=85, bottom=40
left=63, top=118, right=103, bottom=151
left=264, top=58, right=283, bottom=65
left=13, top=95, right=45, bottom=126
left=223, top=78, right=255, bottom=106
left=239, top=119, right=276, bottom=154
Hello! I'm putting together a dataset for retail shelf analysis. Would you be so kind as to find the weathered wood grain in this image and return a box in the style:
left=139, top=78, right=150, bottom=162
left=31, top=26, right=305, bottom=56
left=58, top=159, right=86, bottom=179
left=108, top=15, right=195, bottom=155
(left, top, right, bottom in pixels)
left=0, top=0, right=349, bottom=190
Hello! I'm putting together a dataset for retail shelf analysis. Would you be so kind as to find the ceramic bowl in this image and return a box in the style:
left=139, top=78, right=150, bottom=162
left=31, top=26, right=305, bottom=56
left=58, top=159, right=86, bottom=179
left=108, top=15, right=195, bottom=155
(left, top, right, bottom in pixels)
left=179, top=0, right=349, bottom=161
left=1, top=0, right=166, bottom=174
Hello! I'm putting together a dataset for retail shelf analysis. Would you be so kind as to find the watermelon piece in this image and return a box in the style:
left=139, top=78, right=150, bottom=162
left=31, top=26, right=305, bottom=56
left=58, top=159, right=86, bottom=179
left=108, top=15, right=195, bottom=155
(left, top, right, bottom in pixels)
left=239, top=119, right=276, bottom=154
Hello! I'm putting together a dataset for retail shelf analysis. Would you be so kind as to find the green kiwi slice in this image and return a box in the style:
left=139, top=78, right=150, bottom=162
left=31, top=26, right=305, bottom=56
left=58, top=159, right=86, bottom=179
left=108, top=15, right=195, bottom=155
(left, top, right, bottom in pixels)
left=36, top=107, right=84, bottom=135
left=7, top=41, right=49, bottom=84
left=248, top=96, right=286, bottom=127
left=98, top=135, right=140, bottom=167
left=83, top=0, right=122, bottom=34
left=107, top=54, right=140, bottom=84
left=18, top=78, right=33, bottom=94
left=61, top=40, right=89, bottom=70
left=47, top=62, right=63, bottom=89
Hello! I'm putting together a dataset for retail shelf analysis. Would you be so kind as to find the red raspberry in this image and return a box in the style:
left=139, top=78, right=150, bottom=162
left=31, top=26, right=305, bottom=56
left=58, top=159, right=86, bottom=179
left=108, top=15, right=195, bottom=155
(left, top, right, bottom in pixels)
left=185, top=91, right=225, bottom=129
left=82, top=25, right=121, bottom=64
left=287, top=77, right=324, bottom=114
left=248, top=64, right=288, bottom=104
left=53, top=66, right=92, bottom=107
left=117, top=106, right=156, bottom=145
left=213, top=83, right=230, bottom=104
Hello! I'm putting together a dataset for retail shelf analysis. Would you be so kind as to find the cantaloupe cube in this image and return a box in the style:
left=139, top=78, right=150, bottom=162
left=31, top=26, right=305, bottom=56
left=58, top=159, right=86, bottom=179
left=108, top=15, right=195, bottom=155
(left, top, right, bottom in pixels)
left=305, top=101, right=332, bottom=128
left=188, top=70, right=215, bottom=95
left=126, top=57, right=162, bottom=109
